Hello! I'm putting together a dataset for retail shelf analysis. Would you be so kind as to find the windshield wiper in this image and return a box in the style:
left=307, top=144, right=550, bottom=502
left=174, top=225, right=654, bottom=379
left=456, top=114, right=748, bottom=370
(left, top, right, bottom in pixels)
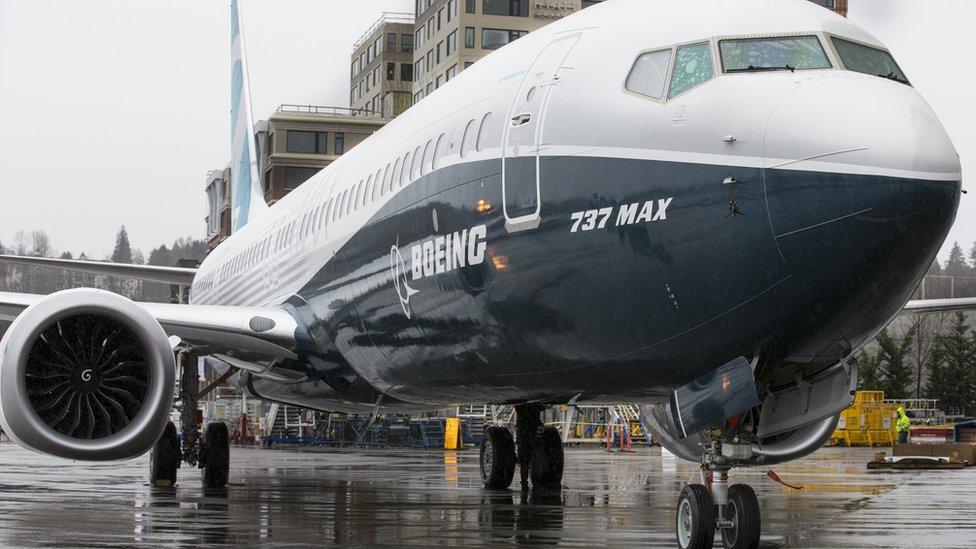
left=878, top=71, right=910, bottom=85
left=727, top=64, right=796, bottom=73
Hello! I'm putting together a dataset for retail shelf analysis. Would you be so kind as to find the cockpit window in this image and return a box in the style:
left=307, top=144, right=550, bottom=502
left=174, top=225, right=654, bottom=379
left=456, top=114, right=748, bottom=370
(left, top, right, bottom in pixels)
left=831, top=37, right=910, bottom=85
left=668, top=42, right=714, bottom=99
left=719, top=35, right=831, bottom=73
left=625, top=49, right=672, bottom=99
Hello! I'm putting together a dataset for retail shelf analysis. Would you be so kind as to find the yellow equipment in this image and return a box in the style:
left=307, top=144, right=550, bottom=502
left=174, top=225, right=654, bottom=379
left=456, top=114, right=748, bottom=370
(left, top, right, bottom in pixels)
left=829, top=390, right=900, bottom=447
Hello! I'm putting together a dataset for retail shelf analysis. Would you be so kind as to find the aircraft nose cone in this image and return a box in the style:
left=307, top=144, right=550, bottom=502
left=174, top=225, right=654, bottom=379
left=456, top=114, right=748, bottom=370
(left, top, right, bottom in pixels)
left=762, top=74, right=961, bottom=361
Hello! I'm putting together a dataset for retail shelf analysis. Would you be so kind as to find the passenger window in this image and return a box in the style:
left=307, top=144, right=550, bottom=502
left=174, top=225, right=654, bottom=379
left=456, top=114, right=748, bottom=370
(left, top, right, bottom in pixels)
left=421, top=140, right=433, bottom=175
left=374, top=169, right=382, bottom=202
left=402, top=152, right=411, bottom=185
left=393, top=158, right=402, bottom=190
left=412, top=146, right=422, bottom=179
left=460, top=119, right=475, bottom=158
left=432, top=134, right=445, bottom=170
left=354, top=180, right=364, bottom=211
left=626, top=49, right=672, bottom=99
left=476, top=112, right=492, bottom=151
left=668, top=42, right=714, bottom=99
left=365, top=175, right=374, bottom=204
left=831, top=37, right=909, bottom=85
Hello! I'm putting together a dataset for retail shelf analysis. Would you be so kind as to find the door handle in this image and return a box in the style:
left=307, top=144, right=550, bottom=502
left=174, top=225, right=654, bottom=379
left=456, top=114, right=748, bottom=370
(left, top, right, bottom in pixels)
left=511, top=113, right=531, bottom=126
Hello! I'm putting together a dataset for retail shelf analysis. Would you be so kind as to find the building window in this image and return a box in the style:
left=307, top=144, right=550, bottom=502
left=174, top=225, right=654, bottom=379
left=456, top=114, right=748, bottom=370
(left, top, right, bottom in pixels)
left=465, top=27, right=475, bottom=48
left=427, top=49, right=434, bottom=70
left=387, top=32, right=396, bottom=53
left=286, top=130, right=327, bottom=154
left=436, top=74, right=444, bottom=88
left=366, top=45, right=372, bottom=65
left=448, top=0, right=457, bottom=21
left=446, top=64, right=457, bottom=81
left=426, top=82, right=433, bottom=94
left=401, top=62, right=414, bottom=82
left=483, top=0, right=527, bottom=16
left=415, top=28, right=423, bottom=48
left=447, top=30, right=457, bottom=56
left=466, top=0, right=475, bottom=13
left=481, top=28, right=527, bottom=50
left=582, top=0, right=603, bottom=7
left=416, top=0, right=423, bottom=16
left=402, top=33, right=414, bottom=53
left=438, top=8, right=443, bottom=31
left=414, top=91, right=423, bottom=103
left=437, top=41, right=444, bottom=64
left=334, top=132, right=345, bottom=155
left=373, top=65, right=381, bottom=86
left=284, top=167, right=320, bottom=190
left=374, top=36, right=382, bottom=56
left=387, top=62, right=396, bottom=81
left=427, top=17, right=434, bottom=39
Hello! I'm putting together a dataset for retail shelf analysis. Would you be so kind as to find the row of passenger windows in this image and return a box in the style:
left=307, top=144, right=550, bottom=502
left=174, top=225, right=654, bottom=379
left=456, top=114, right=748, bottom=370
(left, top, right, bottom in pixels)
left=625, top=34, right=909, bottom=102
left=198, top=110, right=498, bottom=292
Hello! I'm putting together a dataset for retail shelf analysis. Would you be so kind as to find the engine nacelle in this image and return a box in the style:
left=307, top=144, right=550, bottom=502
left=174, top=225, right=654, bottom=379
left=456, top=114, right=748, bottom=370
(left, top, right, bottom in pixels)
left=0, top=289, right=175, bottom=461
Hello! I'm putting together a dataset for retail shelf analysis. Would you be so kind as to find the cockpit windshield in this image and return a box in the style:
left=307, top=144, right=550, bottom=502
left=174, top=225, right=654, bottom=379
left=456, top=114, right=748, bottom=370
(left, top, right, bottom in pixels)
left=831, top=37, right=910, bottom=85
left=719, top=35, right=831, bottom=73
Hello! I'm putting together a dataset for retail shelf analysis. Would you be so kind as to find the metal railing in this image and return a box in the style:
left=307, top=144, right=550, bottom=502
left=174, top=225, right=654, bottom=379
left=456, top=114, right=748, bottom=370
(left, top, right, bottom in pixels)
left=352, top=12, right=416, bottom=50
left=274, top=104, right=385, bottom=118
left=914, top=274, right=976, bottom=300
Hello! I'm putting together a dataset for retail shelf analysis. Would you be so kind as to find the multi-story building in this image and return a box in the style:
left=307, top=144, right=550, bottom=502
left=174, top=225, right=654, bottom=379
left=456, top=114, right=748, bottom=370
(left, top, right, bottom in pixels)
left=350, top=12, right=416, bottom=119
left=808, top=0, right=848, bottom=17
left=410, top=0, right=605, bottom=104
left=259, top=104, right=387, bottom=205
left=204, top=168, right=231, bottom=254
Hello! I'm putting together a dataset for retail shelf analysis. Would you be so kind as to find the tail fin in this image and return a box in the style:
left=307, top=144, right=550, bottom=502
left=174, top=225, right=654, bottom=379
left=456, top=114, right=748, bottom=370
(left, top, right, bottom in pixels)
left=230, top=0, right=268, bottom=232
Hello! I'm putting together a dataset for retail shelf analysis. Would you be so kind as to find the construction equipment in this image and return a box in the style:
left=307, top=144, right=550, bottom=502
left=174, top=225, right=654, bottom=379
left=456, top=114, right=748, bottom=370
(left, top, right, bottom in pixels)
left=830, top=391, right=899, bottom=447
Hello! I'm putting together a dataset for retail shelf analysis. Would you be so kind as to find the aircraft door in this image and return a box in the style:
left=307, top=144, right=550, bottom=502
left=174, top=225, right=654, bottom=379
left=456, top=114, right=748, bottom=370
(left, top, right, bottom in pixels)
left=502, top=34, right=580, bottom=233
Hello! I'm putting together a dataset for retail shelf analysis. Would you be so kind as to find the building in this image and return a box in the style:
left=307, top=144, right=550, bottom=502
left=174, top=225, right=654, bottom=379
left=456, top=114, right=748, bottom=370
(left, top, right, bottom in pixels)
left=258, top=104, right=387, bottom=205
left=350, top=12, right=416, bottom=118
left=808, top=0, right=848, bottom=17
left=204, top=168, right=231, bottom=254
left=410, top=0, right=606, bottom=104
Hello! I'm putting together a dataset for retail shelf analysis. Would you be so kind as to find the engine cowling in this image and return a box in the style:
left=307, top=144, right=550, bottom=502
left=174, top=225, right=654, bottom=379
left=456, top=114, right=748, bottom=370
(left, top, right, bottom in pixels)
left=0, top=289, right=175, bottom=460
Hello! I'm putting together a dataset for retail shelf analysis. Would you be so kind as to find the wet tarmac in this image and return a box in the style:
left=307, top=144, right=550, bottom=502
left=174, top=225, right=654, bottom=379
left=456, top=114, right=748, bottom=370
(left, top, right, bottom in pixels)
left=0, top=442, right=973, bottom=547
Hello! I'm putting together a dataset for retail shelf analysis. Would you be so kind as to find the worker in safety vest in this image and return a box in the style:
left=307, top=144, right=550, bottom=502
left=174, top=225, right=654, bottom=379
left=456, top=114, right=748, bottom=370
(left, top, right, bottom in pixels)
left=896, top=407, right=911, bottom=444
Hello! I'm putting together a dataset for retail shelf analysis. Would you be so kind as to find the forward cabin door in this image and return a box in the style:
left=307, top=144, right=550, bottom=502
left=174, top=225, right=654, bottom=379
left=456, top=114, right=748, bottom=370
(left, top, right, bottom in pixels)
left=502, top=34, right=581, bottom=233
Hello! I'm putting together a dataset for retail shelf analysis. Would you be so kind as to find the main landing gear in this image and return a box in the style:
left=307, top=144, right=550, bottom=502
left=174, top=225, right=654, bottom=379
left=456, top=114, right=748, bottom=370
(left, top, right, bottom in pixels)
left=479, top=404, right=564, bottom=491
left=676, top=466, right=761, bottom=549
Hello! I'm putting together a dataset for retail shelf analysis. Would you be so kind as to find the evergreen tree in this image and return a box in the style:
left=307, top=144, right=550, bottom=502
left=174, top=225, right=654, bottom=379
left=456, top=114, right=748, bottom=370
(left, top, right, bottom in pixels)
left=856, top=348, right=884, bottom=391
left=59, top=251, right=73, bottom=259
left=945, top=241, right=969, bottom=276
left=926, top=313, right=976, bottom=416
left=875, top=326, right=916, bottom=399
left=111, top=225, right=133, bottom=264
left=969, top=240, right=976, bottom=271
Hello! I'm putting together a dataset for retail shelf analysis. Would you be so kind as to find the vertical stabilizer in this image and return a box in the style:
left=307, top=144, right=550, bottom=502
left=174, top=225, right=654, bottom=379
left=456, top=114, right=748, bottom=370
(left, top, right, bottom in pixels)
left=230, top=0, right=268, bottom=231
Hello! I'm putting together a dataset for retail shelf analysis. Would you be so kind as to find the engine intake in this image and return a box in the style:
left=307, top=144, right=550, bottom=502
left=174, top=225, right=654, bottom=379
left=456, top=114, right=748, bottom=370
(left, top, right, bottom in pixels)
left=0, top=289, right=175, bottom=460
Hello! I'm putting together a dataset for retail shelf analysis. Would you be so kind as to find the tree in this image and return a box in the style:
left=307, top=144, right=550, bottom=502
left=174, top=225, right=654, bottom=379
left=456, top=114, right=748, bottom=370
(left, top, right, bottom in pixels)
left=907, top=312, right=950, bottom=398
left=945, top=241, right=969, bottom=276
left=59, top=251, right=73, bottom=260
left=926, top=312, right=976, bottom=416
left=857, top=328, right=916, bottom=398
left=969, top=240, right=976, bottom=272
left=111, top=225, right=133, bottom=264
left=132, top=249, right=145, bottom=265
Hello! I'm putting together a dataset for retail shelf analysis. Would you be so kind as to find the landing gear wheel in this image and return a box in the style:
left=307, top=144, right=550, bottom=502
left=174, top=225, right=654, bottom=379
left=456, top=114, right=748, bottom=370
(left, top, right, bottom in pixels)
left=149, top=421, right=181, bottom=487
left=199, top=421, right=230, bottom=488
left=480, top=425, right=516, bottom=489
left=676, top=484, right=715, bottom=549
left=721, top=484, right=761, bottom=549
left=530, top=425, right=564, bottom=490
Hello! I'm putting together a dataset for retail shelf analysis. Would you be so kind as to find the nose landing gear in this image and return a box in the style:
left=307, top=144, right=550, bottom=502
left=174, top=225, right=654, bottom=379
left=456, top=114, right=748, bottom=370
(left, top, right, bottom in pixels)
left=676, top=468, right=761, bottom=549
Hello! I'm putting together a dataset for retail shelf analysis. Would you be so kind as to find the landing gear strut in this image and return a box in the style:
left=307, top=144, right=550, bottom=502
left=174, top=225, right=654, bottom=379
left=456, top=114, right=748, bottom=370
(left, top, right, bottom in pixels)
left=676, top=465, right=761, bottom=549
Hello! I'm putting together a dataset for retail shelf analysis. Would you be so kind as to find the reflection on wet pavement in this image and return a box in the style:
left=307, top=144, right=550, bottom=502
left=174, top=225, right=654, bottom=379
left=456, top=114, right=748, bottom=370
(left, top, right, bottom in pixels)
left=0, top=443, right=973, bottom=547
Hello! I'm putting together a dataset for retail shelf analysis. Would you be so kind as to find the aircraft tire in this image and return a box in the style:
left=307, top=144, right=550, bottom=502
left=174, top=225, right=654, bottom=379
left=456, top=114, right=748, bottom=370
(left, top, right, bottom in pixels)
left=721, top=484, right=760, bottom=549
left=200, top=421, right=230, bottom=488
left=676, top=484, right=715, bottom=549
left=530, top=426, right=564, bottom=490
left=149, top=421, right=181, bottom=487
left=480, top=425, right=516, bottom=489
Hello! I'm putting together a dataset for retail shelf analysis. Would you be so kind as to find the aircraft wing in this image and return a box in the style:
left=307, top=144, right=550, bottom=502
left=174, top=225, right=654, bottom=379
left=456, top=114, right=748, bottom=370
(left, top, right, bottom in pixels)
left=0, top=254, right=196, bottom=286
left=0, top=291, right=298, bottom=363
left=902, top=297, right=976, bottom=313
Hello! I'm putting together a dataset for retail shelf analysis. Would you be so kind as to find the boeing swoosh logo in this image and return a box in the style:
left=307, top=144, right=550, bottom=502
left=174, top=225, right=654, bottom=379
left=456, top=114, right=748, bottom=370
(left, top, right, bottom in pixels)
left=390, top=242, right=419, bottom=318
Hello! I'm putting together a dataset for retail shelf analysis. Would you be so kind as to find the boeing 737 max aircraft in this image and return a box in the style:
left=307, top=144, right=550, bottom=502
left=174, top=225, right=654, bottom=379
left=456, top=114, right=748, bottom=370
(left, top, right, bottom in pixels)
left=0, top=1, right=972, bottom=547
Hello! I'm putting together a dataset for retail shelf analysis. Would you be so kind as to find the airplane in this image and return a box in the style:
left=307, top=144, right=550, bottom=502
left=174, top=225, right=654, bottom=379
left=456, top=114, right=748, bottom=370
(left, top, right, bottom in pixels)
left=0, top=0, right=973, bottom=547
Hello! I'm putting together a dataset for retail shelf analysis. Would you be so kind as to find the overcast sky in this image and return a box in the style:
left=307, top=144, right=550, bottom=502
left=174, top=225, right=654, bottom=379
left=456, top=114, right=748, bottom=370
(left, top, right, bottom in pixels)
left=0, top=0, right=972, bottom=262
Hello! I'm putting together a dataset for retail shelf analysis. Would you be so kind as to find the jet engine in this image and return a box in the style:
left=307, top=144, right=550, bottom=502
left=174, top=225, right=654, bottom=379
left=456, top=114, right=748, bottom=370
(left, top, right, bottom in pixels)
left=0, top=289, right=175, bottom=461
